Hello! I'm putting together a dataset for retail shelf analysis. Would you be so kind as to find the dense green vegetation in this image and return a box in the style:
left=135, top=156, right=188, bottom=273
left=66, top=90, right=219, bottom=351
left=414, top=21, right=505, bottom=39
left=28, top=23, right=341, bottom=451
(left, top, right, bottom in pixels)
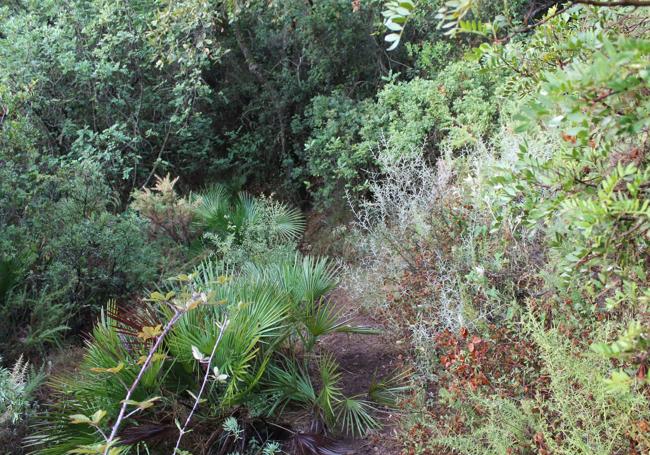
left=1, top=0, right=649, bottom=454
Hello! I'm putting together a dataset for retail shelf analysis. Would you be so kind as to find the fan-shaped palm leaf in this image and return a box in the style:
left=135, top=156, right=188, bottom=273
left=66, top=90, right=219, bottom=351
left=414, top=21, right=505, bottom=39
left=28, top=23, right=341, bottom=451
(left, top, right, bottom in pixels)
left=194, top=185, right=304, bottom=245
left=335, top=396, right=380, bottom=437
left=289, top=432, right=352, bottom=455
left=265, top=358, right=317, bottom=416
left=368, top=370, right=411, bottom=408
left=267, top=201, right=306, bottom=242
left=246, top=254, right=338, bottom=305
left=193, top=185, right=240, bottom=238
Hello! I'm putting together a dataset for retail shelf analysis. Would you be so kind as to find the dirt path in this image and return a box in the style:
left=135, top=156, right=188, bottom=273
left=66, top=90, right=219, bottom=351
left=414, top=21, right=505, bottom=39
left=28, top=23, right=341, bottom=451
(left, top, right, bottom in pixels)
left=321, top=289, right=406, bottom=455
left=302, top=213, right=408, bottom=453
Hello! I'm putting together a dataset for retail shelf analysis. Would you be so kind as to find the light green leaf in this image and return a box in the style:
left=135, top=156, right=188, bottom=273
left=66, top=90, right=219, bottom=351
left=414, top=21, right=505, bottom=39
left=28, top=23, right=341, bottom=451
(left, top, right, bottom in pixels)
left=603, top=370, right=632, bottom=395
left=90, top=410, right=107, bottom=425
left=68, top=414, right=92, bottom=425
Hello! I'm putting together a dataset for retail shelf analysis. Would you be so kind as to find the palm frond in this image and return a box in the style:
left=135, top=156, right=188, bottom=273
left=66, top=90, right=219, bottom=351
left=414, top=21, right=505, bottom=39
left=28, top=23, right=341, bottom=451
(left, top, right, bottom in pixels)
left=368, top=370, right=411, bottom=408
left=316, top=354, right=343, bottom=425
left=289, top=432, right=352, bottom=455
left=165, top=273, right=290, bottom=408
left=236, top=191, right=260, bottom=226
left=193, top=184, right=237, bottom=237
left=276, top=255, right=339, bottom=304
left=335, top=396, right=380, bottom=437
left=265, top=357, right=317, bottom=416
left=118, top=422, right=175, bottom=445
left=301, top=298, right=380, bottom=349
left=267, top=201, right=305, bottom=242
left=243, top=254, right=338, bottom=305
left=194, top=185, right=304, bottom=249
left=192, top=258, right=231, bottom=291
left=25, top=395, right=118, bottom=455
left=107, top=300, right=162, bottom=347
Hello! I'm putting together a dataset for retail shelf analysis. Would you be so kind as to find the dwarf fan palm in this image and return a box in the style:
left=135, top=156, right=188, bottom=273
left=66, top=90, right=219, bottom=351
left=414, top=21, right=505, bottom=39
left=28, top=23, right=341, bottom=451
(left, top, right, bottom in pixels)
left=27, top=255, right=396, bottom=454
left=264, top=353, right=381, bottom=437
left=194, top=185, right=305, bottom=243
left=245, top=255, right=376, bottom=350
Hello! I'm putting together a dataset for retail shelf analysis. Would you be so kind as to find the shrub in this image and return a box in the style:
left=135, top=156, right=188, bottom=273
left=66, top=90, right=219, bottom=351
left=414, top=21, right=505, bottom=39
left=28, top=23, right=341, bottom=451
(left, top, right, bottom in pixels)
left=196, top=186, right=306, bottom=269
left=354, top=7, right=650, bottom=455
left=494, top=33, right=650, bottom=316
left=132, top=177, right=306, bottom=270
left=346, top=143, right=536, bottom=338
left=0, top=160, right=166, bottom=358
left=0, top=355, right=44, bottom=452
left=426, top=316, right=650, bottom=455
left=131, top=174, right=198, bottom=245
left=300, top=60, right=499, bottom=206
left=26, top=254, right=395, bottom=454
left=0, top=356, right=42, bottom=426
left=486, top=19, right=650, bottom=390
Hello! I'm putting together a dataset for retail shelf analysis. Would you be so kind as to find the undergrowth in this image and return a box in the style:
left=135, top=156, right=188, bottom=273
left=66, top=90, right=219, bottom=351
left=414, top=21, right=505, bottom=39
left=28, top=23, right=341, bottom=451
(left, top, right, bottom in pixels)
left=345, top=6, right=650, bottom=454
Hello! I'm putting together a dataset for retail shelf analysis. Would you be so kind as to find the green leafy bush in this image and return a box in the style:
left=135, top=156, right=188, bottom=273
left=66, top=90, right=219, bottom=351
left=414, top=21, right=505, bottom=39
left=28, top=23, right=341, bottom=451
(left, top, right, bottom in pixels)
left=0, top=356, right=43, bottom=426
left=131, top=174, right=198, bottom=245
left=195, top=185, right=305, bottom=248
left=350, top=7, right=650, bottom=454
left=0, top=159, right=166, bottom=358
left=132, top=176, right=306, bottom=269
left=2, top=0, right=396, bottom=199
left=496, top=34, right=650, bottom=312
left=300, top=60, right=499, bottom=205
left=0, top=0, right=218, bottom=190
left=430, top=317, right=650, bottom=455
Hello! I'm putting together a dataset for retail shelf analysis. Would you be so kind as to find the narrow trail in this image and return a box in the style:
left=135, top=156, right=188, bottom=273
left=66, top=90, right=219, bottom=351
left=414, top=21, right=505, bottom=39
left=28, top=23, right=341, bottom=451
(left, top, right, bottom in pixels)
left=321, top=288, right=406, bottom=455
left=302, top=214, right=407, bottom=453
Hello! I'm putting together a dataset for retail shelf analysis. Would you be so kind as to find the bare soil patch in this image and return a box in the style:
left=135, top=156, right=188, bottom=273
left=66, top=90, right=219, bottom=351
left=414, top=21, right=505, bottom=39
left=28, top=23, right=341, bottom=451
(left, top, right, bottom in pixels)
left=321, top=289, right=407, bottom=455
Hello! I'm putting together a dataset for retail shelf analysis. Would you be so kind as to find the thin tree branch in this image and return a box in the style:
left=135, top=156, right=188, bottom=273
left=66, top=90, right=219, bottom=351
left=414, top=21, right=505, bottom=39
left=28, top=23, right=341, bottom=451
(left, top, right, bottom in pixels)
left=232, top=21, right=287, bottom=159
left=141, top=104, right=180, bottom=189
left=0, top=104, right=7, bottom=128
left=102, top=309, right=184, bottom=454
left=501, top=0, right=650, bottom=43
left=173, top=319, right=229, bottom=453
left=515, top=3, right=575, bottom=35
left=572, top=0, right=650, bottom=6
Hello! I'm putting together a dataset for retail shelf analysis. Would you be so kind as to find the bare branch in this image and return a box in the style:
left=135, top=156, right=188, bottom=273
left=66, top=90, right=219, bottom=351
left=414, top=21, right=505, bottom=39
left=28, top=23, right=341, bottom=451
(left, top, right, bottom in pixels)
left=102, top=309, right=184, bottom=454
left=0, top=105, right=7, bottom=128
left=173, top=319, right=229, bottom=453
left=572, top=0, right=650, bottom=6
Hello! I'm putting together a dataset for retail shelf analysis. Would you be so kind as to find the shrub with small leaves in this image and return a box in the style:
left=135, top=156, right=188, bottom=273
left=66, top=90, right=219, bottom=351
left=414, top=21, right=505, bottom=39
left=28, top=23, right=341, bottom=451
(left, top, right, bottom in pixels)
left=131, top=174, right=198, bottom=245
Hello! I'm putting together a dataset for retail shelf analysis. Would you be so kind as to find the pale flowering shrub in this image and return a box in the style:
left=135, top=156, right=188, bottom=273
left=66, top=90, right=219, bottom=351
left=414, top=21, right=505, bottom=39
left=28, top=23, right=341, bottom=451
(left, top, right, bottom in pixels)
left=345, top=136, right=541, bottom=359
left=0, top=355, right=43, bottom=448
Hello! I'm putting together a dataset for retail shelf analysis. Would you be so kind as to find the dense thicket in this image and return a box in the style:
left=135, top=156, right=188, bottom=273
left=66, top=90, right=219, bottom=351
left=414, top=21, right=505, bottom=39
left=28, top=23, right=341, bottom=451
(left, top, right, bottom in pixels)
left=1, top=1, right=649, bottom=454
left=0, top=0, right=386, bottom=359
left=1, top=1, right=391, bottom=198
